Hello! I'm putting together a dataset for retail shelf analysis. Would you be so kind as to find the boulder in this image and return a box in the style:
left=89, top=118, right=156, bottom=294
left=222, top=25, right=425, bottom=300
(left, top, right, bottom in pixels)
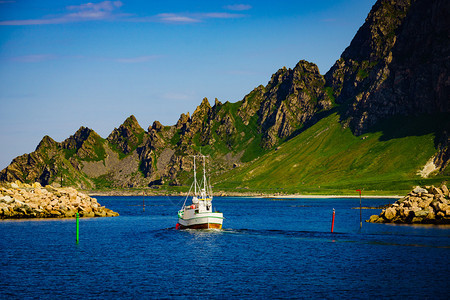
left=368, top=215, right=382, bottom=223
left=442, top=185, right=449, bottom=197
left=437, top=203, right=448, bottom=213
left=426, top=210, right=436, bottom=220
left=0, top=182, right=118, bottom=219
left=419, top=197, right=433, bottom=209
left=411, top=217, right=423, bottom=223
left=367, top=185, right=449, bottom=224
left=384, top=207, right=396, bottom=220
left=31, top=182, right=42, bottom=188
left=414, top=209, right=428, bottom=218
left=431, top=186, right=444, bottom=196
left=0, top=196, right=14, bottom=204
left=94, top=210, right=107, bottom=217
left=413, top=186, right=428, bottom=194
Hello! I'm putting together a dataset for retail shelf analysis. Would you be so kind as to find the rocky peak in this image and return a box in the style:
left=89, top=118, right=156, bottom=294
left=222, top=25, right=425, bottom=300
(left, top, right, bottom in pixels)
left=175, top=112, right=191, bottom=129
left=121, top=115, right=144, bottom=133
left=107, top=115, right=145, bottom=154
left=267, top=66, right=288, bottom=88
left=342, top=0, right=411, bottom=62
left=186, top=98, right=212, bottom=136
left=62, top=127, right=95, bottom=151
left=151, top=120, right=163, bottom=132
left=214, top=98, right=222, bottom=108
left=325, top=0, right=412, bottom=102
left=237, top=85, right=265, bottom=126
left=35, top=135, right=59, bottom=152
left=258, top=60, right=332, bottom=148
left=192, top=98, right=212, bottom=119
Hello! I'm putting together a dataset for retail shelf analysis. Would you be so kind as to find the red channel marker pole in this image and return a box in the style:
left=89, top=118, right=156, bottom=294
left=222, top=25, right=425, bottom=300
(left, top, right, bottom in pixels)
left=331, top=208, right=335, bottom=233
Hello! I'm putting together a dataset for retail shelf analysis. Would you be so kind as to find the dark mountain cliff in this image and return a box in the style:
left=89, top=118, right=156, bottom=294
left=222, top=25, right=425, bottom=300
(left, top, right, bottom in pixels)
left=326, top=0, right=449, bottom=134
left=1, top=0, right=448, bottom=189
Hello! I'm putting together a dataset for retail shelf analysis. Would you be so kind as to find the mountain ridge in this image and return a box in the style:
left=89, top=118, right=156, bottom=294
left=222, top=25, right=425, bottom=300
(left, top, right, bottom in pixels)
left=1, top=0, right=449, bottom=193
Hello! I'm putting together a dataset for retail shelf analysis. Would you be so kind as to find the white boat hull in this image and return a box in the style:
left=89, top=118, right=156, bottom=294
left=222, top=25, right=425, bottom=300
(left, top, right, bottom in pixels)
left=178, top=212, right=224, bottom=229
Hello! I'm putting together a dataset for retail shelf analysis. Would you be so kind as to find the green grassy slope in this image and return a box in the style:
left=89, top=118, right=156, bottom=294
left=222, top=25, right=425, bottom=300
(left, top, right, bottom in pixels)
left=213, top=112, right=448, bottom=195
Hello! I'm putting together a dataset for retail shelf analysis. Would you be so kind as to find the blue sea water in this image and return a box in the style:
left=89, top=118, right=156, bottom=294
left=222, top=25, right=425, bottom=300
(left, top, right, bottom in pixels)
left=0, top=196, right=449, bottom=299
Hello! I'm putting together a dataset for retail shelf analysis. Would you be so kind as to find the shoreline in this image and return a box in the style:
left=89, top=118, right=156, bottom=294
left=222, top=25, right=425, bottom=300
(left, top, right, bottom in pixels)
left=86, top=190, right=401, bottom=199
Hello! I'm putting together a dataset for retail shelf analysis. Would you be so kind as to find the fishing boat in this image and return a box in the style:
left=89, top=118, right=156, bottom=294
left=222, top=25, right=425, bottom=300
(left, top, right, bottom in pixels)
left=176, top=155, right=223, bottom=230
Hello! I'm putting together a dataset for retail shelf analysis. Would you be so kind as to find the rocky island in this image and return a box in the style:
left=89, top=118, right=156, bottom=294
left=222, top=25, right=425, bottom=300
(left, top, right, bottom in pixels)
left=368, top=184, right=450, bottom=224
left=0, top=181, right=119, bottom=219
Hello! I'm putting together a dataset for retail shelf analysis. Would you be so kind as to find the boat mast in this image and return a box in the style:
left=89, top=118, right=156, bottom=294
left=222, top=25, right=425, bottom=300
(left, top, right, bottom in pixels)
left=202, top=155, right=207, bottom=193
left=193, top=155, right=197, bottom=195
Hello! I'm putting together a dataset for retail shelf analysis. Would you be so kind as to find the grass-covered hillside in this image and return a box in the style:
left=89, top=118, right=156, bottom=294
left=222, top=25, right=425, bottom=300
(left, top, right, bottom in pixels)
left=213, top=112, right=449, bottom=195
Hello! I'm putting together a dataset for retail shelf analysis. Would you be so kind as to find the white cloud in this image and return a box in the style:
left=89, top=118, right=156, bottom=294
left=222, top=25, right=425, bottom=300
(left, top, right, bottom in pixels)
left=0, top=1, right=124, bottom=25
left=0, top=1, right=247, bottom=26
left=151, top=12, right=245, bottom=24
left=66, top=1, right=123, bottom=19
left=202, top=12, right=245, bottom=19
left=224, top=4, right=252, bottom=11
left=154, top=13, right=200, bottom=24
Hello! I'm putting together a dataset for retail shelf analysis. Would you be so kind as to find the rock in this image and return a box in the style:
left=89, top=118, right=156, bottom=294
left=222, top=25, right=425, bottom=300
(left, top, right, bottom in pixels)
left=437, top=203, right=448, bottom=213
left=441, top=184, right=449, bottom=197
left=411, top=217, right=423, bottom=223
left=414, top=210, right=428, bottom=218
left=0, top=196, right=13, bottom=204
left=431, top=186, right=444, bottom=196
left=413, top=186, right=428, bottom=194
left=49, top=210, right=61, bottom=217
left=419, top=197, right=433, bottom=209
left=94, top=210, right=106, bottom=217
left=32, top=182, right=41, bottom=188
left=384, top=207, right=396, bottom=220
left=369, top=215, right=382, bottom=223
left=367, top=185, right=449, bottom=224
left=0, top=182, right=118, bottom=219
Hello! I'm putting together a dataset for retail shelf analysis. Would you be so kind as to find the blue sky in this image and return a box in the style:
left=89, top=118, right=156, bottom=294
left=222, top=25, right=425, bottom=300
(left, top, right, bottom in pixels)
left=0, top=0, right=375, bottom=170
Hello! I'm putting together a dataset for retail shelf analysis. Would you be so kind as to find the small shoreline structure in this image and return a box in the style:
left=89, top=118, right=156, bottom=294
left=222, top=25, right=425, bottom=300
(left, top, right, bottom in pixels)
left=367, top=184, right=450, bottom=225
left=0, top=181, right=119, bottom=219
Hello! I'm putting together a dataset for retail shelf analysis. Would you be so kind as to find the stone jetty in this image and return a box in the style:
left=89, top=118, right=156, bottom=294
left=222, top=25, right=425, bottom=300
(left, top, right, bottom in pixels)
left=368, top=184, right=450, bottom=224
left=0, top=181, right=119, bottom=219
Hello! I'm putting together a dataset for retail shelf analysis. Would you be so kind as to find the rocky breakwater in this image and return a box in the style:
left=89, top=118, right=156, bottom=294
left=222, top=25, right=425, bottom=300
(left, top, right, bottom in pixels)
left=0, top=181, right=119, bottom=219
left=368, top=185, right=450, bottom=224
